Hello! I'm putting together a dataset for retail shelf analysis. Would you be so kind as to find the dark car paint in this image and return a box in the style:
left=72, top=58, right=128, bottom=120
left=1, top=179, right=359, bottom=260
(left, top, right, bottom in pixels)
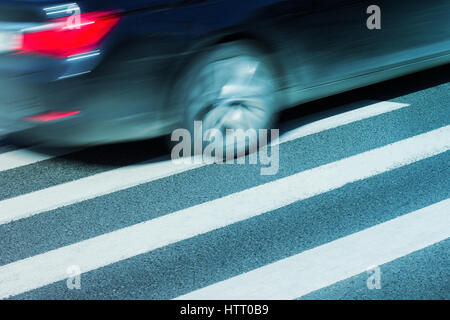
left=0, top=0, right=449, bottom=145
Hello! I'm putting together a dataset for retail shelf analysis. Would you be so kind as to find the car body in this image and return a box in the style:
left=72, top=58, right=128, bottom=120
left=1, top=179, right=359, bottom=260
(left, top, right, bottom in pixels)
left=0, top=0, right=449, bottom=146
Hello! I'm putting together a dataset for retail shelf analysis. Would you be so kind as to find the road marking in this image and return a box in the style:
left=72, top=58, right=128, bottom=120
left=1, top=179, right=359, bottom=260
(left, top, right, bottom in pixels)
left=278, top=101, right=409, bottom=144
left=0, top=148, right=72, bottom=172
left=0, top=101, right=410, bottom=224
left=0, top=158, right=204, bottom=225
left=176, top=199, right=450, bottom=300
left=0, top=126, right=448, bottom=299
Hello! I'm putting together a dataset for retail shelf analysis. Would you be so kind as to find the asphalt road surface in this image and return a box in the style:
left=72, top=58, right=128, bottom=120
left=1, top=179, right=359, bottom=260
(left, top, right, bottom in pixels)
left=0, top=65, right=449, bottom=300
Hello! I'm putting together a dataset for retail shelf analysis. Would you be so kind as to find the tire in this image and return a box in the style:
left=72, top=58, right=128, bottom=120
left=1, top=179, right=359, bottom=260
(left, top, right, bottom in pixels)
left=171, top=41, right=280, bottom=161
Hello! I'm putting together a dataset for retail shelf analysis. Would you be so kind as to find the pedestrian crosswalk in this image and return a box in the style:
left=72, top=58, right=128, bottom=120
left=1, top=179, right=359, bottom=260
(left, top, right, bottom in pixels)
left=0, top=100, right=448, bottom=300
left=176, top=199, right=450, bottom=300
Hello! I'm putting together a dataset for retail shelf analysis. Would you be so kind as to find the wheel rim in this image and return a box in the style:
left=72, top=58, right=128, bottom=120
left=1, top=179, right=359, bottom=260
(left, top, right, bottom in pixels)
left=185, top=55, right=276, bottom=140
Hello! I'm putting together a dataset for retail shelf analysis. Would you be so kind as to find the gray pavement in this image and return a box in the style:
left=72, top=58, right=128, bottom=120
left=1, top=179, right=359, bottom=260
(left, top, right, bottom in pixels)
left=0, top=65, right=449, bottom=300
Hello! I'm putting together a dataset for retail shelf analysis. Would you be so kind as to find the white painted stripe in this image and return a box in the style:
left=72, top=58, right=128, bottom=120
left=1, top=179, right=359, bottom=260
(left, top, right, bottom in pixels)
left=278, top=101, right=409, bottom=144
left=0, top=101, right=410, bottom=224
left=0, top=158, right=204, bottom=225
left=0, top=148, right=72, bottom=172
left=176, top=199, right=450, bottom=300
left=0, top=126, right=448, bottom=299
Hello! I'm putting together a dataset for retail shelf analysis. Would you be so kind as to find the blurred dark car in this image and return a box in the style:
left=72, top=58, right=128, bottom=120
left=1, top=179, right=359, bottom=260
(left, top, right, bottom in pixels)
left=0, top=0, right=449, bottom=146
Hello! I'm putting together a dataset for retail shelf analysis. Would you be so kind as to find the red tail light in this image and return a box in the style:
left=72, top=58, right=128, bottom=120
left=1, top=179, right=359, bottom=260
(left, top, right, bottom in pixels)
left=19, top=10, right=121, bottom=58
left=25, top=111, right=81, bottom=122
